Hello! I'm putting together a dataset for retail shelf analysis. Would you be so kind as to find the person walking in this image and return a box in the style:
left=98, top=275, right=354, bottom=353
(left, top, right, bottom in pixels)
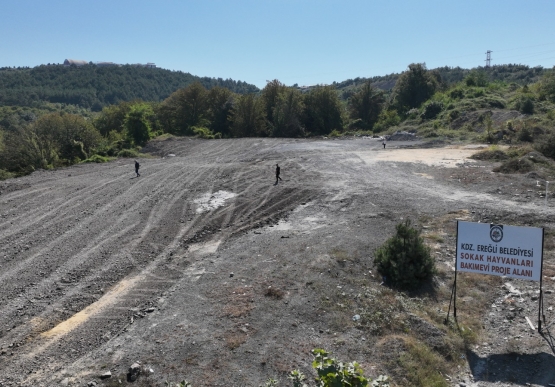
left=382, top=140, right=386, bottom=149
left=135, top=160, right=140, bottom=177
left=275, top=163, right=282, bottom=185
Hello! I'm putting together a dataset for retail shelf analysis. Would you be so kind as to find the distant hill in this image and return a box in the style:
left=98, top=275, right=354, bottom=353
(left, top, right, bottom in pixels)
left=333, top=64, right=549, bottom=99
left=0, top=64, right=260, bottom=111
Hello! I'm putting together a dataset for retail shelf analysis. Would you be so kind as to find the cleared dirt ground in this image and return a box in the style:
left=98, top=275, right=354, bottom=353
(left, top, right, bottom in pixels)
left=1, top=137, right=554, bottom=387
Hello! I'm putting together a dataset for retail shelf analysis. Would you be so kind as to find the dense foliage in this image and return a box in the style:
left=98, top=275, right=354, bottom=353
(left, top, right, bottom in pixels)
left=0, top=64, right=259, bottom=110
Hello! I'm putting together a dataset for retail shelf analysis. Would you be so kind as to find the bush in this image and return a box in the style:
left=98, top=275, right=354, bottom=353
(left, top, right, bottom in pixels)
left=470, top=147, right=508, bottom=161
left=448, top=109, right=460, bottom=122
left=117, top=148, right=139, bottom=158
left=514, top=95, right=534, bottom=114
left=420, top=101, right=443, bottom=120
left=493, top=158, right=534, bottom=173
left=535, top=131, right=555, bottom=160
left=192, top=126, right=221, bottom=139
left=374, top=219, right=435, bottom=289
left=82, top=154, right=112, bottom=163
left=0, top=169, right=14, bottom=180
left=310, top=349, right=389, bottom=387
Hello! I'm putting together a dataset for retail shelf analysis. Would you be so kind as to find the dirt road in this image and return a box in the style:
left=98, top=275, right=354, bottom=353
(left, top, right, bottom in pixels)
left=0, top=137, right=553, bottom=386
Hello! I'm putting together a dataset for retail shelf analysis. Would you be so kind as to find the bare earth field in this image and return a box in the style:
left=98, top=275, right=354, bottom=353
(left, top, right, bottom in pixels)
left=1, top=137, right=555, bottom=387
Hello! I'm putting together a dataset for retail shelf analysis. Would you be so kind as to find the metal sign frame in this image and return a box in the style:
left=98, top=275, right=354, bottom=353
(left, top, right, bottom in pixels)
left=446, top=220, right=545, bottom=331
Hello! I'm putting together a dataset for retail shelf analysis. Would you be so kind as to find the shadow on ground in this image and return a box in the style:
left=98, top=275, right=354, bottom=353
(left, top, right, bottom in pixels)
left=466, top=350, right=555, bottom=385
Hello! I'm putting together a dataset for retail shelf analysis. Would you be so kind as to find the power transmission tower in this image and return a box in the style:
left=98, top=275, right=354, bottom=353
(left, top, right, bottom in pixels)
left=485, top=50, right=492, bottom=68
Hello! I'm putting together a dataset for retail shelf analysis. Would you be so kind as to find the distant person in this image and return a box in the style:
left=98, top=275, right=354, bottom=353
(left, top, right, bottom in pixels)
left=275, top=163, right=282, bottom=185
left=135, top=160, right=140, bottom=177
left=382, top=140, right=386, bottom=149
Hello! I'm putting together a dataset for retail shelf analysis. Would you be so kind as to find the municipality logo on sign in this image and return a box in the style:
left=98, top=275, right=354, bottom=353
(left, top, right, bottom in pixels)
left=490, top=224, right=503, bottom=243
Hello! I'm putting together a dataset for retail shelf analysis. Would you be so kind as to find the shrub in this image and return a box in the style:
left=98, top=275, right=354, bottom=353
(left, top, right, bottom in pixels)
left=82, top=154, right=112, bottom=163
left=311, top=349, right=389, bottom=387
left=448, top=88, right=464, bottom=100
left=534, top=131, right=555, bottom=160
left=192, top=126, right=221, bottom=139
left=0, top=169, right=14, bottom=180
left=518, top=126, right=533, bottom=142
left=117, top=148, right=139, bottom=158
left=374, top=219, right=435, bottom=289
left=420, top=101, right=443, bottom=120
left=514, top=95, right=534, bottom=114
left=493, top=158, right=534, bottom=173
left=448, top=109, right=460, bottom=122
left=470, top=147, right=508, bottom=161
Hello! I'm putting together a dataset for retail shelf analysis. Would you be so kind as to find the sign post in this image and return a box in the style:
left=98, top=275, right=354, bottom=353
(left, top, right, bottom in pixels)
left=448, top=221, right=545, bottom=331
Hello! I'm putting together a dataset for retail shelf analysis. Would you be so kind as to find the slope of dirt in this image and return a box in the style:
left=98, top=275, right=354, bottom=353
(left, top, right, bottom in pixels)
left=0, top=137, right=554, bottom=387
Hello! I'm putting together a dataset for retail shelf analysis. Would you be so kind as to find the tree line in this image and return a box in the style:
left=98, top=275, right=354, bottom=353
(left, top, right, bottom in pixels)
left=2, top=63, right=555, bottom=178
left=0, top=64, right=259, bottom=111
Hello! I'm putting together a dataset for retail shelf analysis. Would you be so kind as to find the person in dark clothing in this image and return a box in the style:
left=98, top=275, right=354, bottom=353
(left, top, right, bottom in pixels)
left=382, top=141, right=386, bottom=149
left=275, top=163, right=282, bottom=185
left=135, top=161, right=140, bottom=177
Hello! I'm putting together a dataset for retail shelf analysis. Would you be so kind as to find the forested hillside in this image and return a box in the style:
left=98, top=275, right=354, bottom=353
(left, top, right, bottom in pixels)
left=0, top=64, right=259, bottom=110
left=335, top=64, right=548, bottom=98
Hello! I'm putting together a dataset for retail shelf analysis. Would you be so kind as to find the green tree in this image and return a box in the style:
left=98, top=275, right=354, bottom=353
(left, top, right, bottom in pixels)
left=464, top=70, right=488, bottom=87
left=374, top=219, right=435, bottom=289
left=207, top=86, right=235, bottom=137
left=124, top=103, right=154, bottom=146
left=94, top=101, right=133, bottom=136
left=230, top=94, right=268, bottom=137
left=160, top=82, right=209, bottom=135
left=51, top=113, right=102, bottom=161
left=392, top=63, right=439, bottom=112
left=272, top=88, right=305, bottom=137
left=261, top=80, right=287, bottom=129
left=230, top=94, right=266, bottom=137
left=303, top=86, right=344, bottom=135
left=348, top=81, right=384, bottom=130
left=539, top=67, right=555, bottom=103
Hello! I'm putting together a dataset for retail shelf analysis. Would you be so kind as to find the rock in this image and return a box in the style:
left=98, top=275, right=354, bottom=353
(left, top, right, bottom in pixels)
left=128, top=362, right=141, bottom=382
left=88, top=382, right=97, bottom=387
left=352, top=314, right=361, bottom=321
left=100, top=370, right=112, bottom=379
left=60, top=378, right=69, bottom=386
left=230, top=272, right=234, bottom=277
left=145, top=307, right=155, bottom=313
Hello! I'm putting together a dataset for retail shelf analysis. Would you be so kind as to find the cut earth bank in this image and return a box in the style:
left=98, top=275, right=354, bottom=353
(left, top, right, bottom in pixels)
left=0, top=137, right=554, bottom=387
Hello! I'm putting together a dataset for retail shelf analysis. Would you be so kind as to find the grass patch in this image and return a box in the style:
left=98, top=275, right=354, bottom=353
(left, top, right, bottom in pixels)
left=224, top=331, right=247, bottom=350
left=330, top=247, right=353, bottom=263
left=82, top=154, right=115, bottom=163
left=423, top=232, right=444, bottom=243
left=398, top=337, right=450, bottom=387
left=117, top=148, right=140, bottom=158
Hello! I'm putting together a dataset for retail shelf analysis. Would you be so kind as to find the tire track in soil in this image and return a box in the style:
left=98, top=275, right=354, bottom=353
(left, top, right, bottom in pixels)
left=0, top=139, right=321, bottom=385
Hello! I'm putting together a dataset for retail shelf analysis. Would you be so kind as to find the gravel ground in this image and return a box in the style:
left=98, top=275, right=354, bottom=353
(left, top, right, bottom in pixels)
left=0, top=137, right=554, bottom=387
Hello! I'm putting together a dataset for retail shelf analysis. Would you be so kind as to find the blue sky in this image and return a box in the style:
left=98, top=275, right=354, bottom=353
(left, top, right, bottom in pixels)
left=2, top=0, right=555, bottom=88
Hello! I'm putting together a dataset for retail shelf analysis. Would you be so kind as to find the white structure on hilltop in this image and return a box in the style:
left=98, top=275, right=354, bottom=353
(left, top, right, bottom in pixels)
left=63, top=59, right=88, bottom=66
left=63, top=59, right=156, bottom=68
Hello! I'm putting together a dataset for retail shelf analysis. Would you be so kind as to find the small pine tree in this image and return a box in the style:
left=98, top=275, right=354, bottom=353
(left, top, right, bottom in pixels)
left=374, top=219, right=435, bottom=289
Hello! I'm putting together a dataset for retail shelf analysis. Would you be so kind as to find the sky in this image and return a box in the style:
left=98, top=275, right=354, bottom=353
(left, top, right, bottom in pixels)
left=2, top=0, right=555, bottom=89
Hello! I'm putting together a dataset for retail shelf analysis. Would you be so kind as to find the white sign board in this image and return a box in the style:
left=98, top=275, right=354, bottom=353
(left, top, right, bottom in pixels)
left=456, top=221, right=543, bottom=281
